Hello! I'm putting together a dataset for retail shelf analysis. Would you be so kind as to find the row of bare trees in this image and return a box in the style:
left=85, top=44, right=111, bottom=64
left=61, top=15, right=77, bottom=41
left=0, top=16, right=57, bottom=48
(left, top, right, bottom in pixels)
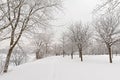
left=57, top=11, right=120, bottom=63
left=59, top=0, right=120, bottom=63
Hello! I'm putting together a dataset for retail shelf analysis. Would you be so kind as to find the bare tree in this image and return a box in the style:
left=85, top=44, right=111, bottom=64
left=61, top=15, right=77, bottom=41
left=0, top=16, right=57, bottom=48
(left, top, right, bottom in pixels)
left=94, top=13, right=120, bottom=63
left=93, top=0, right=120, bottom=14
left=60, top=32, right=68, bottom=57
left=69, top=22, right=91, bottom=61
left=52, top=43, right=62, bottom=56
left=33, top=31, right=53, bottom=59
left=67, top=40, right=75, bottom=59
left=65, top=31, right=77, bottom=59
left=34, top=35, right=44, bottom=59
left=11, top=47, right=27, bottom=66
left=0, top=0, right=62, bottom=72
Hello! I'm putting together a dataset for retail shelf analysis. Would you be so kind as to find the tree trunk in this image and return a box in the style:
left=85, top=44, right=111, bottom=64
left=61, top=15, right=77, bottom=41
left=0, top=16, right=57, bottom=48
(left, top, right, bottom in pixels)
left=71, top=52, right=73, bottom=59
left=79, top=48, right=83, bottom=61
left=3, top=29, right=23, bottom=73
left=3, top=48, right=13, bottom=73
left=116, top=52, right=117, bottom=56
left=45, top=43, right=48, bottom=54
left=63, top=50, right=65, bottom=57
left=71, top=45, right=74, bottom=59
left=108, top=46, right=112, bottom=63
left=36, top=51, right=40, bottom=59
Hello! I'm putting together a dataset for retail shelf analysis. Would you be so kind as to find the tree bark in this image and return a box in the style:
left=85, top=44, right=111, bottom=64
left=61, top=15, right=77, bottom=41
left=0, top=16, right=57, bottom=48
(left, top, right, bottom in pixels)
left=45, top=43, right=48, bottom=54
left=3, top=48, right=13, bottom=73
left=3, top=29, right=23, bottom=73
left=108, top=46, right=112, bottom=63
left=36, top=51, right=40, bottom=59
left=71, top=44, right=74, bottom=59
left=116, top=52, right=117, bottom=56
left=79, top=48, right=83, bottom=61
left=63, top=50, right=65, bottom=57
left=71, top=52, right=73, bottom=59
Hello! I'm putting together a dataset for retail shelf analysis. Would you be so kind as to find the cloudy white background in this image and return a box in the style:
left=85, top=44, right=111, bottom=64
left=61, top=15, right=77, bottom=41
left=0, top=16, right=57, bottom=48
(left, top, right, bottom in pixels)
left=53, top=0, right=100, bottom=41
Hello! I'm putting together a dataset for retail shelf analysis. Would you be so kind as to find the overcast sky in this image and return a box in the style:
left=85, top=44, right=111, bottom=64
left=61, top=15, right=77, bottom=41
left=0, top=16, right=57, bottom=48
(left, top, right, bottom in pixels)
left=53, top=0, right=99, bottom=42
left=63, top=0, right=98, bottom=22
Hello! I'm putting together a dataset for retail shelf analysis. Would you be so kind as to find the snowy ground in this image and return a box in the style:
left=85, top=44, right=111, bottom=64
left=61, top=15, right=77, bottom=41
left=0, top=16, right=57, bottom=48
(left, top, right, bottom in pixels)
left=1, top=55, right=120, bottom=80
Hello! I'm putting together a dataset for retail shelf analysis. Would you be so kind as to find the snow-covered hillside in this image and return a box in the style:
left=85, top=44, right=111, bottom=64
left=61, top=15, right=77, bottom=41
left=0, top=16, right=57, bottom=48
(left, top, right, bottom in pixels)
left=1, top=55, right=120, bottom=80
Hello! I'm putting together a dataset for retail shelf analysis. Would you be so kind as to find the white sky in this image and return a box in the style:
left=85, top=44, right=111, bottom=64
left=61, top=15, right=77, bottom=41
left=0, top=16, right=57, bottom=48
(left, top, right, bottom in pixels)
left=63, top=0, right=98, bottom=22
left=53, top=0, right=99, bottom=42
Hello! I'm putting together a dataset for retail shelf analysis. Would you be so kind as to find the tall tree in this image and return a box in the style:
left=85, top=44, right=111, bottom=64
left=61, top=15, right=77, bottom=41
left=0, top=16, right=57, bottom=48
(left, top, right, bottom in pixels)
left=66, top=30, right=76, bottom=59
left=94, top=13, right=120, bottom=63
left=0, top=0, right=62, bottom=72
left=69, top=22, right=91, bottom=61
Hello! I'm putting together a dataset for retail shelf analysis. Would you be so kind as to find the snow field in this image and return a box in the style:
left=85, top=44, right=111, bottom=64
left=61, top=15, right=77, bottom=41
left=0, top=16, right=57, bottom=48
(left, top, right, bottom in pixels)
left=0, top=55, right=120, bottom=80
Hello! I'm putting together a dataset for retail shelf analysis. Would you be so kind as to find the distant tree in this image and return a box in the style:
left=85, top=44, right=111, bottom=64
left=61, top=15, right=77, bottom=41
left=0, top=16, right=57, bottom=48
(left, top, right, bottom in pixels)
left=60, top=32, right=68, bottom=57
left=65, top=32, right=77, bottom=59
left=33, top=31, right=53, bottom=59
left=69, top=22, right=91, bottom=61
left=52, top=43, right=62, bottom=56
left=11, top=47, right=27, bottom=66
left=90, top=41, right=107, bottom=55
